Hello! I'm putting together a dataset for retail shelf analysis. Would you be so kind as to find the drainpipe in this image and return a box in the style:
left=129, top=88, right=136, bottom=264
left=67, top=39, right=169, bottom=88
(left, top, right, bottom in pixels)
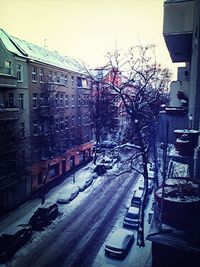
left=194, top=146, right=200, bottom=179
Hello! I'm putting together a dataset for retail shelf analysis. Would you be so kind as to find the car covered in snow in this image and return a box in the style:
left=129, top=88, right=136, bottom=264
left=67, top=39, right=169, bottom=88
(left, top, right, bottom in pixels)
left=29, top=201, right=58, bottom=230
left=123, top=206, right=140, bottom=229
left=0, top=224, right=32, bottom=262
left=105, top=228, right=134, bottom=259
left=131, top=189, right=143, bottom=207
left=100, top=141, right=117, bottom=149
left=57, top=185, right=79, bottom=204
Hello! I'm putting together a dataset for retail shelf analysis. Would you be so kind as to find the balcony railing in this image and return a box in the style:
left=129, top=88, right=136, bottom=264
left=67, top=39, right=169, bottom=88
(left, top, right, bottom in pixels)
left=163, top=0, right=194, bottom=62
left=0, top=107, right=19, bottom=121
left=0, top=73, right=17, bottom=88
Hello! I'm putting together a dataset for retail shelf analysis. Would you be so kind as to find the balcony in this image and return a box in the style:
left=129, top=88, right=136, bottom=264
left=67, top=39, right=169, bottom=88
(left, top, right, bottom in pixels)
left=0, top=107, right=19, bottom=121
left=0, top=73, right=17, bottom=88
left=163, top=0, right=194, bottom=62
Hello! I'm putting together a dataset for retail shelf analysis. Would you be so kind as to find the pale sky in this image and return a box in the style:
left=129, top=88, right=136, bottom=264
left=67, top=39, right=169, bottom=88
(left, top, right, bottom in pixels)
left=0, top=0, right=182, bottom=78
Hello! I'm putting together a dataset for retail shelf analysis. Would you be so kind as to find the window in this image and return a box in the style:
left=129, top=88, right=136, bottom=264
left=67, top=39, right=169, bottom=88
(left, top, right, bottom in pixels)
left=33, top=93, right=38, bottom=108
left=77, top=77, right=82, bottom=87
left=40, top=93, right=44, bottom=106
left=16, top=64, right=23, bottom=81
left=60, top=73, right=64, bottom=84
left=78, top=116, right=81, bottom=126
left=39, top=69, right=44, bottom=83
left=60, top=93, right=64, bottom=107
left=32, top=67, right=37, bottom=81
left=64, top=74, right=68, bottom=86
left=8, top=92, right=14, bottom=107
left=57, top=74, right=60, bottom=83
left=55, top=118, right=59, bottom=132
left=5, top=60, right=12, bottom=75
left=82, top=78, right=88, bottom=88
left=55, top=93, right=58, bottom=106
left=49, top=71, right=53, bottom=82
left=19, top=122, right=25, bottom=138
left=78, top=95, right=81, bottom=106
left=71, top=76, right=74, bottom=87
left=71, top=115, right=75, bottom=127
left=18, top=93, right=24, bottom=109
left=71, top=95, right=75, bottom=107
left=54, top=72, right=57, bottom=83
left=65, top=95, right=69, bottom=107
left=33, top=120, right=38, bottom=135
left=65, top=116, right=69, bottom=128
left=60, top=118, right=64, bottom=131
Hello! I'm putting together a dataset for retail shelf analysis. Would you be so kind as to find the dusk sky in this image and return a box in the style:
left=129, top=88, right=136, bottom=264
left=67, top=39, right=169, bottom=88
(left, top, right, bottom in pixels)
left=1, top=0, right=183, bottom=78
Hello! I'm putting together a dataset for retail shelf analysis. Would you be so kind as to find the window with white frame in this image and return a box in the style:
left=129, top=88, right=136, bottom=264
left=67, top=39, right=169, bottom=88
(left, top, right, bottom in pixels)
left=18, top=93, right=24, bottom=109
left=20, top=122, right=25, bottom=138
left=55, top=118, right=59, bottom=132
left=49, top=71, right=53, bottom=82
left=55, top=93, right=58, bottom=107
left=64, top=74, right=68, bottom=86
left=71, top=115, right=75, bottom=127
left=40, top=93, right=44, bottom=106
left=54, top=72, right=57, bottom=83
left=71, top=95, right=75, bottom=107
left=33, top=93, right=38, bottom=108
left=78, top=95, right=81, bottom=106
left=71, top=76, right=74, bottom=87
left=39, top=68, right=44, bottom=83
left=60, top=73, right=64, bottom=84
left=5, top=60, right=12, bottom=75
left=65, top=116, right=69, bottom=128
left=78, top=116, right=81, bottom=126
left=8, top=92, right=14, bottom=107
left=65, top=95, right=69, bottom=107
left=32, top=67, right=37, bottom=82
left=33, top=120, right=38, bottom=135
left=57, top=74, right=60, bottom=83
left=16, top=64, right=23, bottom=81
left=77, top=77, right=82, bottom=87
left=60, top=93, right=64, bottom=107
left=60, top=118, right=64, bottom=131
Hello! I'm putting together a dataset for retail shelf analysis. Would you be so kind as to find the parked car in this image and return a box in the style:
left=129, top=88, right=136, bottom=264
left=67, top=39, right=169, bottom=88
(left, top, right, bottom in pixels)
left=131, top=189, right=143, bottom=207
left=105, top=228, right=134, bottom=259
left=0, top=224, right=32, bottom=262
left=138, top=180, right=154, bottom=194
left=123, top=206, right=140, bottom=229
left=29, top=202, right=58, bottom=230
left=84, top=176, right=93, bottom=189
left=57, top=185, right=79, bottom=204
left=94, top=164, right=107, bottom=175
left=100, top=141, right=117, bottom=149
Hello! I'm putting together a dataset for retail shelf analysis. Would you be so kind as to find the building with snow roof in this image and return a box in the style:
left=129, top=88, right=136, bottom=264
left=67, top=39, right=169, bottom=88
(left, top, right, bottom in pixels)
left=0, top=29, right=93, bottom=215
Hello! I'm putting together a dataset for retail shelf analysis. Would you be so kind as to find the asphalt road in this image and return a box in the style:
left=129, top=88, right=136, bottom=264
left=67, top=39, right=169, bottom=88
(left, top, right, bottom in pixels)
left=13, top=171, right=138, bottom=267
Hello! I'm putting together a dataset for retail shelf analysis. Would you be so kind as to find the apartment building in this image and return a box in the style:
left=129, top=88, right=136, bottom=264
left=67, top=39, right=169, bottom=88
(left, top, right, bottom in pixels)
left=147, top=1, right=200, bottom=266
left=0, top=29, right=93, bottom=215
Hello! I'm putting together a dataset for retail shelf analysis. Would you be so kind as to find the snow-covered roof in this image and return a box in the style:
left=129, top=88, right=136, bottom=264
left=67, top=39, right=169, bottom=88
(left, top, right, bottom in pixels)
left=0, top=28, right=83, bottom=73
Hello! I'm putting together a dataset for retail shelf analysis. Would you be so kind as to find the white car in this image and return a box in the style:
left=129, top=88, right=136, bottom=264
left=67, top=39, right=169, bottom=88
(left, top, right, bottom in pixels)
left=57, top=185, right=79, bottom=204
left=105, top=228, right=134, bottom=259
left=123, top=206, right=140, bottom=229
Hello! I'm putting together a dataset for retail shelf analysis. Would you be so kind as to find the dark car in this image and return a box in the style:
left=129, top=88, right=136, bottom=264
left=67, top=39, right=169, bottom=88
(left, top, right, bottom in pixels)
left=29, top=202, right=58, bottom=230
left=0, top=224, right=32, bottom=263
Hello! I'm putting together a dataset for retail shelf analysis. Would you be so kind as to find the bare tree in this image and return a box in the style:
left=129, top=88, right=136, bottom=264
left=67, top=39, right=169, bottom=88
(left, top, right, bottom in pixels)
left=86, top=44, right=171, bottom=246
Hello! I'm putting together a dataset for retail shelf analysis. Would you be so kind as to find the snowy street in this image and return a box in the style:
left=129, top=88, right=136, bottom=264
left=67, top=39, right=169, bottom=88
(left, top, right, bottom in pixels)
left=0, top=158, right=153, bottom=267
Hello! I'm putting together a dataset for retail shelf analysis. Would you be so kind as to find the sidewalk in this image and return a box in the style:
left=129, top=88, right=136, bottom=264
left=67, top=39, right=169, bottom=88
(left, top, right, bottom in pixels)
left=0, top=161, right=95, bottom=234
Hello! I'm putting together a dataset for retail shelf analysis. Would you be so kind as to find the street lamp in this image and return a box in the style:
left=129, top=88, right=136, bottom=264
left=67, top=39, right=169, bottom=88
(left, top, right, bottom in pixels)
left=72, top=150, right=79, bottom=184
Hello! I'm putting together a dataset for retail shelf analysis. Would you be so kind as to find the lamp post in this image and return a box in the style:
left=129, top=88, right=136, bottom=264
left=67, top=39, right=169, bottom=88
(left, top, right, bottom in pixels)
left=72, top=150, right=79, bottom=184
